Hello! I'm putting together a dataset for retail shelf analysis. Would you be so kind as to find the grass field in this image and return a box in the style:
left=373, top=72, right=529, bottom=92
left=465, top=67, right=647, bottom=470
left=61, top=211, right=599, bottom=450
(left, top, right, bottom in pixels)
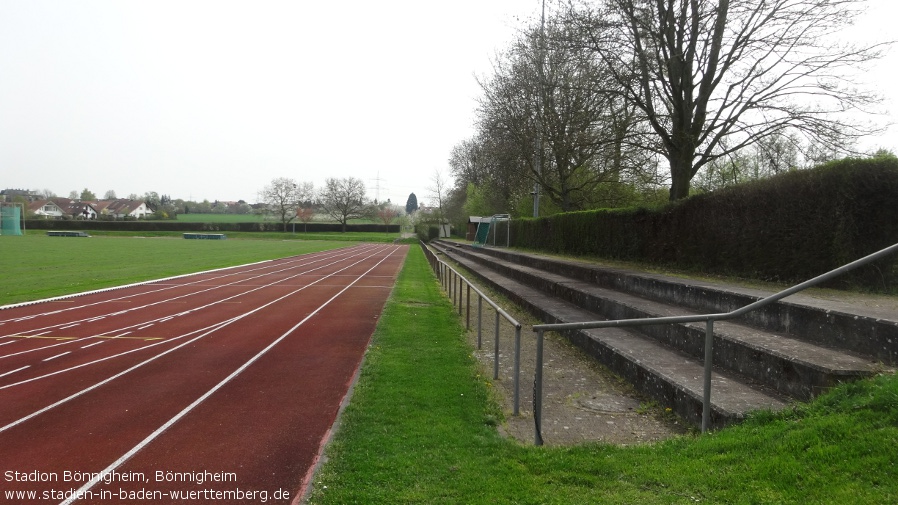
left=306, top=246, right=898, bottom=504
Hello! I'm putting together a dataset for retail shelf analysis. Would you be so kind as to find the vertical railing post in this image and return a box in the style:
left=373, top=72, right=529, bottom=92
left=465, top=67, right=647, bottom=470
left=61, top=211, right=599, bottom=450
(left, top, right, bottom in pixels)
left=702, top=318, right=714, bottom=433
left=466, top=285, right=471, bottom=330
left=457, top=275, right=462, bottom=315
left=534, top=329, right=545, bottom=446
left=513, top=325, right=521, bottom=416
left=493, top=310, right=500, bottom=380
left=449, top=269, right=454, bottom=302
left=477, top=296, right=483, bottom=349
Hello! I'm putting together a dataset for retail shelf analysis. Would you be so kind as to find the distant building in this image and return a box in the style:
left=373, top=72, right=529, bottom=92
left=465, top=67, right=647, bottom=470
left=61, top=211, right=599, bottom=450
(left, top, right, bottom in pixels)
left=27, top=198, right=150, bottom=220
left=1, top=188, right=41, bottom=203
left=91, top=199, right=151, bottom=219
left=28, top=199, right=66, bottom=218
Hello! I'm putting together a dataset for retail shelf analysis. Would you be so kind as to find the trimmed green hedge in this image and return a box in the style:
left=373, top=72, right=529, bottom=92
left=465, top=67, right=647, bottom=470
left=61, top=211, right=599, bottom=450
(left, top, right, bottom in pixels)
left=23, top=220, right=400, bottom=234
left=511, top=157, right=898, bottom=291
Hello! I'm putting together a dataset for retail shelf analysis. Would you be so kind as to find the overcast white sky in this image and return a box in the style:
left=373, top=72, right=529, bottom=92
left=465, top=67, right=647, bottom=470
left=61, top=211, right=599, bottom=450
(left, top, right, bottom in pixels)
left=1, top=0, right=896, bottom=206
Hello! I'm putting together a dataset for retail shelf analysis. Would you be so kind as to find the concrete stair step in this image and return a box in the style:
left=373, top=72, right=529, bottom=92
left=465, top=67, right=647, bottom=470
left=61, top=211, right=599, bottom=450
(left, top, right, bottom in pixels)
left=437, top=242, right=878, bottom=400
left=436, top=240, right=898, bottom=365
left=432, top=243, right=789, bottom=428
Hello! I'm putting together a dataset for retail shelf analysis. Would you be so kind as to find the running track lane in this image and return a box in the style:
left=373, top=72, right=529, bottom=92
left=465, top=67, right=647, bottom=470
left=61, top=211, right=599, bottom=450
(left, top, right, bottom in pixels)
left=0, top=243, right=408, bottom=504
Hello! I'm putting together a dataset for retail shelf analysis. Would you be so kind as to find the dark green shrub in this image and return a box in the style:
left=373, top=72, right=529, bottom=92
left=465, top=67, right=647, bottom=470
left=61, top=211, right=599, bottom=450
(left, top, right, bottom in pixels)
left=510, top=157, right=898, bottom=291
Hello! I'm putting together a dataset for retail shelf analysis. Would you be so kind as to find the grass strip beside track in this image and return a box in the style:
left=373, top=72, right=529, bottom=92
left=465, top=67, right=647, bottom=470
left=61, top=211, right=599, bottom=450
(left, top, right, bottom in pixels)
left=0, top=234, right=355, bottom=305
left=307, top=246, right=898, bottom=504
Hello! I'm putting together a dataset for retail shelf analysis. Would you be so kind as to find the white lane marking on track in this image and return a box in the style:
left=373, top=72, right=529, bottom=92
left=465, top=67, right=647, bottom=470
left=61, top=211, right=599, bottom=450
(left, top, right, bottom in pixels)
left=42, top=352, right=71, bottom=362
left=0, top=366, right=30, bottom=379
left=0, top=245, right=382, bottom=358
left=57, top=245, right=402, bottom=505
left=1, top=245, right=401, bottom=433
left=0, top=319, right=238, bottom=433
left=81, top=341, right=104, bottom=349
left=0, top=244, right=376, bottom=324
left=0, top=249, right=376, bottom=372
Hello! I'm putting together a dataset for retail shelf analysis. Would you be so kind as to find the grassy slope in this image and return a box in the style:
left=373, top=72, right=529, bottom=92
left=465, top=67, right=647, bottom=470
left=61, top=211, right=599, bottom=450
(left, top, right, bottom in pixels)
left=0, top=234, right=349, bottom=305
left=308, top=246, right=898, bottom=504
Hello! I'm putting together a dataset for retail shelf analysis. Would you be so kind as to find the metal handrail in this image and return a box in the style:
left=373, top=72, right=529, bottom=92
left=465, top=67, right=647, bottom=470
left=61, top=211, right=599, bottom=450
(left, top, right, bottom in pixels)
left=532, top=242, right=898, bottom=445
left=420, top=242, right=525, bottom=414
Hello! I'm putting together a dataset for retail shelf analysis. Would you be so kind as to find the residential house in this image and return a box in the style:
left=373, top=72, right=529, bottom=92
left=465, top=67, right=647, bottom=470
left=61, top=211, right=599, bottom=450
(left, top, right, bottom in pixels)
left=28, top=199, right=65, bottom=218
left=28, top=198, right=98, bottom=219
left=92, top=199, right=152, bottom=219
left=58, top=199, right=99, bottom=220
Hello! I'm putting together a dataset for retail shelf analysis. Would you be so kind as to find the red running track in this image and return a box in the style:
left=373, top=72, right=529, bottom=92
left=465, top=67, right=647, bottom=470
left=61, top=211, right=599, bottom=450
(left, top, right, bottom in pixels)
left=0, top=243, right=408, bottom=504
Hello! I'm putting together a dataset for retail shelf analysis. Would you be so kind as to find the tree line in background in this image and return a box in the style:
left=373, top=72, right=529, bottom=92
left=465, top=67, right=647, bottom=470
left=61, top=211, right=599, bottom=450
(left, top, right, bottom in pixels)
left=20, top=177, right=422, bottom=232
left=444, top=0, right=891, bottom=229
left=257, top=176, right=419, bottom=232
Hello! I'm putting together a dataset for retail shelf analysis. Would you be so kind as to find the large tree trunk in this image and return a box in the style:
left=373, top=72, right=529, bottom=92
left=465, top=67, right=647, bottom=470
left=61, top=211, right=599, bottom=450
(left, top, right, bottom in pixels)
left=668, top=154, right=694, bottom=201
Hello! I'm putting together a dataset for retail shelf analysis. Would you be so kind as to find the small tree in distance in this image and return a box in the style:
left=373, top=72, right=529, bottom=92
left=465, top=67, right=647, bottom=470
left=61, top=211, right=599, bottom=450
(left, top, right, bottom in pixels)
left=296, top=207, right=315, bottom=232
left=377, top=206, right=399, bottom=233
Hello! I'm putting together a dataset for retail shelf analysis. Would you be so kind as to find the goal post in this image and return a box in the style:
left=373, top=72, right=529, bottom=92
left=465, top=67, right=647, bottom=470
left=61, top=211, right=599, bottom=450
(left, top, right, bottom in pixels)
left=0, top=203, right=25, bottom=236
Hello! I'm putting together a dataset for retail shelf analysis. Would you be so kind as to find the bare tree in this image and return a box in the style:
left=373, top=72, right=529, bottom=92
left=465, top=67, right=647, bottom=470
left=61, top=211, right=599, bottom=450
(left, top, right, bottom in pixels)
left=477, top=18, right=650, bottom=212
left=296, top=207, right=315, bottom=232
left=319, top=177, right=369, bottom=232
left=376, top=206, right=399, bottom=233
left=568, top=0, right=890, bottom=200
left=428, top=169, right=450, bottom=236
left=259, top=177, right=313, bottom=231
